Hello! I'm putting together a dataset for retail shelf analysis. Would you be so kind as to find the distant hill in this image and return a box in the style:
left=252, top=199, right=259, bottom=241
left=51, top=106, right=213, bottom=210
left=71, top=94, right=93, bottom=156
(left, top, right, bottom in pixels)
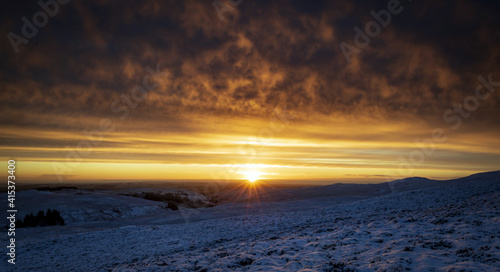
left=219, top=170, right=500, bottom=203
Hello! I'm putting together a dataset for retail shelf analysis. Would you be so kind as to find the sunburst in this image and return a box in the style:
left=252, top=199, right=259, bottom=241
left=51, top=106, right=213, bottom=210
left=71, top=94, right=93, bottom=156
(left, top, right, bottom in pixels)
left=242, top=170, right=261, bottom=183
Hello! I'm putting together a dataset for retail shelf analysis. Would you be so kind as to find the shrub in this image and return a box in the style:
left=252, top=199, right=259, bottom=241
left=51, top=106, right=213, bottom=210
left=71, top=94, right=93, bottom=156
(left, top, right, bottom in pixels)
left=167, top=202, right=179, bottom=210
left=16, top=209, right=65, bottom=228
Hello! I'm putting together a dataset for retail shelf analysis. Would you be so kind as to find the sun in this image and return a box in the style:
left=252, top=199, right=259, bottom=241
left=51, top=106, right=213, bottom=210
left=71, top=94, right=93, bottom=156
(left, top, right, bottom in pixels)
left=243, top=170, right=261, bottom=183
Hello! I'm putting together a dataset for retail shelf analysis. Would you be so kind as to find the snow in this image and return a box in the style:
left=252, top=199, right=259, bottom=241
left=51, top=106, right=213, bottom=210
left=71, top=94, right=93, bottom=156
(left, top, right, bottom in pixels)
left=3, top=171, right=500, bottom=271
left=6, top=187, right=211, bottom=225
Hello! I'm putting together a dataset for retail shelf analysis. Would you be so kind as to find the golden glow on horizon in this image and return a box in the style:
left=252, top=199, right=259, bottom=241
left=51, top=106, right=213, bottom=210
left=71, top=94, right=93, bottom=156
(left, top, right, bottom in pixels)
left=0, top=160, right=491, bottom=185
left=1, top=117, right=499, bottom=184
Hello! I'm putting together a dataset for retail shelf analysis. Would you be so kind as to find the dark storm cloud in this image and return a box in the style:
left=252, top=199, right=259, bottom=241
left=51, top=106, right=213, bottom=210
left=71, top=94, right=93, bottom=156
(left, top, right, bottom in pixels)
left=0, top=0, right=499, bottom=130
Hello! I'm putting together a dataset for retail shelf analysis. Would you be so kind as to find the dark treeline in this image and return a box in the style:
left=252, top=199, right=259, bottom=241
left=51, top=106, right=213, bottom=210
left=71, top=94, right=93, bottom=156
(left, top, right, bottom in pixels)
left=16, top=209, right=65, bottom=228
left=121, top=191, right=213, bottom=210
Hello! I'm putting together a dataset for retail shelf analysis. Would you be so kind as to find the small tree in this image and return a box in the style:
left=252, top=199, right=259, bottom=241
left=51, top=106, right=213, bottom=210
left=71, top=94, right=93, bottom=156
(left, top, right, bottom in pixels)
left=36, top=210, right=48, bottom=226
left=46, top=209, right=56, bottom=225
left=24, top=213, right=36, bottom=227
left=167, top=202, right=179, bottom=210
left=17, top=209, right=65, bottom=228
left=15, top=219, right=24, bottom=228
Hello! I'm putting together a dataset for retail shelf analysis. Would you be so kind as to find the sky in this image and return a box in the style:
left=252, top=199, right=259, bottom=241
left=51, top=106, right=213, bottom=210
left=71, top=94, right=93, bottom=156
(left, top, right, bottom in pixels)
left=0, top=0, right=499, bottom=185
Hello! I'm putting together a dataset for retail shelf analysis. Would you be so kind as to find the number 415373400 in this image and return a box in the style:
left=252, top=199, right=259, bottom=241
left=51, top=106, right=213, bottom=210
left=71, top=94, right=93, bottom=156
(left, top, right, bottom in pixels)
left=8, top=160, right=15, bottom=209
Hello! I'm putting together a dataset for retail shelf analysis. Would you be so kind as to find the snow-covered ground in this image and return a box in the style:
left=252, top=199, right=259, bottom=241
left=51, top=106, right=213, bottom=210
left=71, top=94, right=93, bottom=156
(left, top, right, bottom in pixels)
left=4, top=172, right=500, bottom=271
left=5, top=187, right=211, bottom=225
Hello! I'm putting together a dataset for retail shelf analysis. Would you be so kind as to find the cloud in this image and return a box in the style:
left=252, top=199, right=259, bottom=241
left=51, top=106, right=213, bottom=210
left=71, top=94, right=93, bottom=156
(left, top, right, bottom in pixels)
left=2, top=0, right=499, bottom=122
left=0, top=0, right=499, bottom=181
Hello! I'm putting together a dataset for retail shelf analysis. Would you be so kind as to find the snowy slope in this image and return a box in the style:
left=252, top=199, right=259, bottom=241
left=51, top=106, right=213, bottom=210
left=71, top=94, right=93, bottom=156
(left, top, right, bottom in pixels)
left=7, top=171, right=500, bottom=271
left=4, top=187, right=210, bottom=225
left=219, top=172, right=492, bottom=204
